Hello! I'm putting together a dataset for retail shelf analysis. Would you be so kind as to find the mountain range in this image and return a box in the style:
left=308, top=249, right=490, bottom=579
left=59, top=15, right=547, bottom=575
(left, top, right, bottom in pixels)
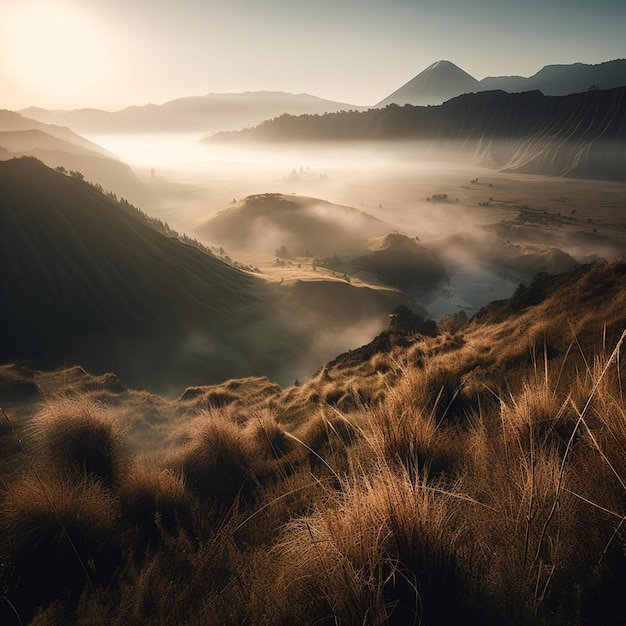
left=377, top=58, right=626, bottom=106
left=19, top=92, right=366, bottom=135
left=213, top=87, right=626, bottom=181
left=17, top=59, right=626, bottom=135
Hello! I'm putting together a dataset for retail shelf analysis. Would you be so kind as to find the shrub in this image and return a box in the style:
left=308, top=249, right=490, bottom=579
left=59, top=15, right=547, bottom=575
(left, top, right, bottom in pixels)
left=2, top=474, right=119, bottom=618
left=30, top=397, right=126, bottom=484
left=118, top=463, right=191, bottom=553
left=176, top=411, right=251, bottom=504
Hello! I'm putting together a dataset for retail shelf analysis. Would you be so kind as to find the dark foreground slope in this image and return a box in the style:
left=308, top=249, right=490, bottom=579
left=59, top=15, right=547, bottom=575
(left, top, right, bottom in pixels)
left=214, top=87, right=626, bottom=180
left=0, top=158, right=275, bottom=390
left=0, top=158, right=413, bottom=391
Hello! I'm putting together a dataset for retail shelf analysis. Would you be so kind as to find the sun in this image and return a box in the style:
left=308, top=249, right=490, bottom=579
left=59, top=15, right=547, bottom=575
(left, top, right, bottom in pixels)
left=4, top=2, right=107, bottom=102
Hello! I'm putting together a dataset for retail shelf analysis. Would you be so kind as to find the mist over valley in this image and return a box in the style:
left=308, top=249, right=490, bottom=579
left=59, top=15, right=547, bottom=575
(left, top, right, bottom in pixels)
left=2, top=11, right=626, bottom=619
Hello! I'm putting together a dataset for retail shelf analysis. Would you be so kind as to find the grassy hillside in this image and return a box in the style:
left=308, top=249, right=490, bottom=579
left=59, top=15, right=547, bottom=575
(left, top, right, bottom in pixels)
left=0, top=158, right=271, bottom=390
left=198, top=193, right=394, bottom=257
left=0, top=158, right=413, bottom=391
left=1, top=259, right=625, bottom=624
left=0, top=113, right=142, bottom=202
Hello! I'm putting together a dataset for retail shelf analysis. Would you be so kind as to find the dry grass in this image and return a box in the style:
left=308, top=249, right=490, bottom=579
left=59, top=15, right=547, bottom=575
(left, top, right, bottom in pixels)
left=2, top=265, right=626, bottom=624
left=173, top=409, right=252, bottom=504
left=118, top=462, right=191, bottom=550
left=274, top=462, right=474, bottom=624
left=1, top=474, right=120, bottom=621
left=28, top=397, right=126, bottom=484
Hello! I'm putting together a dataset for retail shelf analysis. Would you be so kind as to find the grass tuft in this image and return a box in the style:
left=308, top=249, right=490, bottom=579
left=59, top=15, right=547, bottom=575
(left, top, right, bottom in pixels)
left=2, top=474, right=119, bottom=619
left=175, top=409, right=252, bottom=504
left=29, top=397, right=126, bottom=484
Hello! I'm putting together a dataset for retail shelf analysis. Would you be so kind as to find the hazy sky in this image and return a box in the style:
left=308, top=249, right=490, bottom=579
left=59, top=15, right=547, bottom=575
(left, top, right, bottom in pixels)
left=1, top=0, right=624, bottom=111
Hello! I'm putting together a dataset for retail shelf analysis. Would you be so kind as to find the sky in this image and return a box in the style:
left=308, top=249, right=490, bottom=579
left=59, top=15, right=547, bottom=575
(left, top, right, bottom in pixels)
left=1, top=0, right=624, bottom=111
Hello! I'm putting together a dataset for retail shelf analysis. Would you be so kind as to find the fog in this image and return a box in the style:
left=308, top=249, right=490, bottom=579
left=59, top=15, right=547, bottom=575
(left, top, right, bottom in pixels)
left=87, top=133, right=485, bottom=232
left=87, top=131, right=626, bottom=328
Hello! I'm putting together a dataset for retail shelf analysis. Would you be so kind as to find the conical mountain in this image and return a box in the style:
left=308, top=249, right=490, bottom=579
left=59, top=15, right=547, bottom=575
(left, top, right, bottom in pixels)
left=377, top=60, right=481, bottom=107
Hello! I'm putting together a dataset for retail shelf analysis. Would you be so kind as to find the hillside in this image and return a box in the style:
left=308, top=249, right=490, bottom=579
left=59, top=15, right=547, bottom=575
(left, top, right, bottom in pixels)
left=1, top=258, right=625, bottom=625
left=0, top=111, right=141, bottom=201
left=197, top=193, right=394, bottom=256
left=298, top=261, right=626, bottom=404
left=0, top=129, right=109, bottom=157
left=0, top=157, right=273, bottom=390
left=213, top=88, right=626, bottom=181
left=0, top=159, right=413, bottom=390
left=0, top=110, right=113, bottom=156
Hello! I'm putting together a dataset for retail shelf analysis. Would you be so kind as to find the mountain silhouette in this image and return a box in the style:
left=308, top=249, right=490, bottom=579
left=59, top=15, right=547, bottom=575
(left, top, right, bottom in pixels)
left=0, top=109, right=112, bottom=156
left=378, top=59, right=626, bottom=106
left=20, top=92, right=367, bottom=134
left=214, top=88, right=626, bottom=181
left=0, top=110, right=140, bottom=201
left=481, top=59, right=626, bottom=96
left=377, top=60, right=481, bottom=107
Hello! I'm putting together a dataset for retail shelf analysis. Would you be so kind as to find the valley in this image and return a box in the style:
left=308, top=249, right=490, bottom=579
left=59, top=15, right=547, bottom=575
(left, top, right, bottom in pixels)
left=1, top=44, right=626, bottom=622
left=81, top=133, right=626, bottom=322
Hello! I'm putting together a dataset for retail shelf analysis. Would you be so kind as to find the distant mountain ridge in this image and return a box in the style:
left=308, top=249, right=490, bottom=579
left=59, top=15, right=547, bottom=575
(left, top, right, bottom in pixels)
left=0, top=109, right=113, bottom=156
left=17, top=59, right=626, bottom=133
left=378, top=58, right=626, bottom=106
left=489, top=59, right=626, bottom=95
left=19, top=59, right=626, bottom=134
left=212, top=87, right=626, bottom=181
left=0, top=110, right=140, bottom=200
left=20, top=92, right=367, bottom=134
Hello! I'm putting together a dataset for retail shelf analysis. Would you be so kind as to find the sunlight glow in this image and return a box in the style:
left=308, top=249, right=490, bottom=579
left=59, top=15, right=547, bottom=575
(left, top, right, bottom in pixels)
left=5, top=3, right=106, bottom=99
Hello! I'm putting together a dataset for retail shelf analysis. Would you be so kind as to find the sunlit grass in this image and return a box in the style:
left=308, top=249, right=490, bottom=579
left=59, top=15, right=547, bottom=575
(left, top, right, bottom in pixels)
left=2, top=262, right=626, bottom=624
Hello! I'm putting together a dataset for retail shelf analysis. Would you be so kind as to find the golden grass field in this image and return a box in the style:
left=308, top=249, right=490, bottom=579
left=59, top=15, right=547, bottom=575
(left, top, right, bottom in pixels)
left=1, top=258, right=625, bottom=625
